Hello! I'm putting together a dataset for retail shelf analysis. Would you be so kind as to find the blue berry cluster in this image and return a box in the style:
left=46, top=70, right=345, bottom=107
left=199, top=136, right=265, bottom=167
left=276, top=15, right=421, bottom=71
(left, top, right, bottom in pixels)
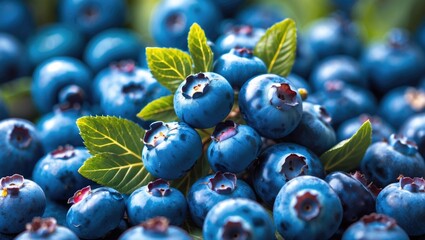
left=1, top=0, right=425, bottom=239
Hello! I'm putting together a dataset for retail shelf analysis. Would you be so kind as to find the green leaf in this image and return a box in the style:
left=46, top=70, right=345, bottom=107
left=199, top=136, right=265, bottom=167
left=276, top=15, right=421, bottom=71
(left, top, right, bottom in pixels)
left=79, top=153, right=154, bottom=194
left=188, top=23, right=214, bottom=73
left=171, top=128, right=213, bottom=194
left=320, top=120, right=372, bottom=172
left=137, top=95, right=177, bottom=123
left=146, top=47, right=193, bottom=92
left=77, top=116, right=153, bottom=194
left=77, top=116, right=144, bottom=162
left=254, top=18, right=297, bottom=77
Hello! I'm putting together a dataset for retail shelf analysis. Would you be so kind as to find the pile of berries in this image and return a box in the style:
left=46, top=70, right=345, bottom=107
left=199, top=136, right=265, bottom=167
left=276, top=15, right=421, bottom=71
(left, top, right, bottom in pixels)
left=1, top=0, right=425, bottom=239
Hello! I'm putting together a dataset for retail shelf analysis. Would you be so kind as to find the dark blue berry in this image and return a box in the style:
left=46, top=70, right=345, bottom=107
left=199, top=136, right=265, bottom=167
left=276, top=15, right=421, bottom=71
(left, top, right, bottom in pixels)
left=142, top=121, right=202, bottom=180
left=15, top=217, right=79, bottom=240
left=203, top=198, right=275, bottom=240
left=208, top=120, right=262, bottom=174
left=361, top=134, right=425, bottom=187
left=32, top=146, right=93, bottom=201
left=187, top=172, right=256, bottom=227
left=0, top=174, right=46, bottom=234
left=238, top=74, right=303, bottom=139
left=0, top=118, right=44, bottom=178
left=273, top=175, right=343, bottom=240
left=66, top=186, right=126, bottom=239
left=376, top=176, right=425, bottom=236
left=252, top=142, right=325, bottom=207
left=126, top=179, right=187, bottom=226
left=174, top=72, right=234, bottom=129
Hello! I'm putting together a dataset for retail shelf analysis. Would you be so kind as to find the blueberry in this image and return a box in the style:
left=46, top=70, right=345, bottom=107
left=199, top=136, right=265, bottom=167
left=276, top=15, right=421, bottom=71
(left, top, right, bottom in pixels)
left=126, top=179, right=187, bottom=226
left=142, top=121, right=202, bottom=180
left=235, top=3, right=285, bottom=29
left=31, top=57, right=92, bottom=114
left=84, top=28, right=145, bottom=73
left=174, top=72, right=234, bottom=129
left=208, top=120, right=262, bottom=174
left=0, top=174, right=46, bottom=234
left=203, top=198, right=275, bottom=240
left=308, top=80, right=377, bottom=127
left=119, top=217, right=191, bottom=240
left=97, top=61, right=170, bottom=128
left=310, top=55, right=367, bottom=91
left=337, top=114, right=395, bottom=143
left=238, top=74, right=303, bottom=139
left=32, top=146, right=93, bottom=202
left=151, top=0, right=222, bottom=50
left=376, top=176, right=425, bottom=236
left=400, top=113, right=425, bottom=157
left=0, top=0, right=35, bottom=41
left=187, top=172, right=256, bottom=227
left=213, top=47, right=267, bottom=90
left=306, top=12, right=363, bottom=60
left=0, top=118, right=44, bottom=178
left=27, top=23, right=85, bottom=67
left=36, top=107, right=91, bottom=153
left=379, top=86, right=425, bottom=129
left=342, top=213, right=409, bottom=240
left=252, top=142, right=325, bottom=207
left=66, top=186, right=126, bottom=239
left=283, top=102, right=337, bottom=155
left=362, top=28, right=425, bottom=95
left=361, top=134, right=425, bottom=188
left=273, top=175, right=343, bottom=240
left=325, top=171, right=376, bottom=228
left=15, top=217, right=79, bottom=240
left=0, top=33, right=30, bottom=83
left=58, top=0, right=127, bottom=37
left=215, top=25, right=265, bottom=56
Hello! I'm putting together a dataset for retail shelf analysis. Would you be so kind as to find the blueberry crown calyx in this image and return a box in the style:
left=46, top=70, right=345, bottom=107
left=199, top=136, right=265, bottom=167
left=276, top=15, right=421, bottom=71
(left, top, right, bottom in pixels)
left=143, top=121, right=175, bottom=149
left=222, top=220, right=252, bottom=240
left=68, top=186, right=91, bottom=204
left=147, top=179, right=171, bottom=197
left=269, top=83, right=299, bottom=110
left=26, top=217, right=57, bottom=236
left=0, top=174, right=24, bottom=197
left=110, top=60, right=136, bottom=73
left=182, top=73, right=210, bottom=99
left=10, top=125, right=32, bottom=149
left=208, top=172, right=237, bottom=194
left=389, top=134, right=418, bottom=156
left=280, top=154, right=308, bottom=180
left=231, top=47, right=254, bottom=58
left=361, top=213, right=397, bottom=230
left=400, top=176, right=425, bottom=193
left=141, top=217, right=169, bottom=234
left=51, top=145, right=75, bottom=160
left=294, top=191, right=321, bottom=221
left=211, top=121, right=238, bottom=142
